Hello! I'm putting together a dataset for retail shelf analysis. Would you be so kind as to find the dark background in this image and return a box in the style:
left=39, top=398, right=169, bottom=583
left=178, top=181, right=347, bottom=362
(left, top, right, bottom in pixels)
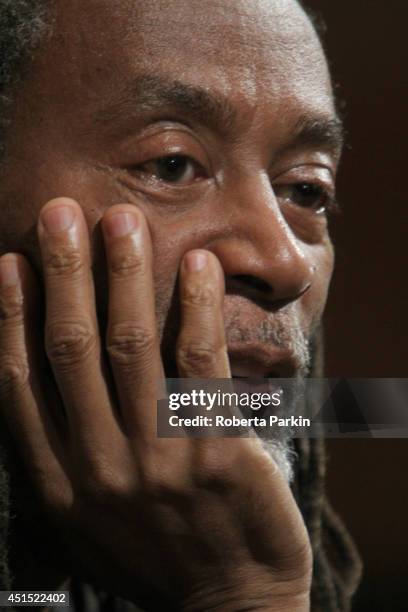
left=306, top=1, right=408, bottom=610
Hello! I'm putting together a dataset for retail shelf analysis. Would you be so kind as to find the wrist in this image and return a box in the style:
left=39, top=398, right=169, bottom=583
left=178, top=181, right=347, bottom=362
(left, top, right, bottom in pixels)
left=181, top=593, right=309, bottom=612
left=179, top=571, right=311, bottom=612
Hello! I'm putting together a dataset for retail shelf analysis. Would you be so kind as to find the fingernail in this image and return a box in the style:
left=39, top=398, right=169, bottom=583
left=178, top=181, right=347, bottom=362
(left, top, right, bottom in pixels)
left=0, top=257, right=19, bottom=287
left=185, top=251, right=208, bottom=272
left=105, top=212, right=140, bottom=238
left=42, top=205, right=75, bottom=234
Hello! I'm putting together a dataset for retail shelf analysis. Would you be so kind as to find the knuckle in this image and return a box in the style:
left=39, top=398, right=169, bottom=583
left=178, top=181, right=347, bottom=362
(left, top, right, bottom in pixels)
left=36, top=476, right=72, bottom=516
left=181, top=282, right=215, bottom=309
left=177, top=341, right=219, bottom=376
left=107, top=323, right=156, bottom=366
left=78, top=462, right=133, bottom=506
left=143, top=477, right=188, bottom=501
left=110, top=252, right=144, bottom=278
left=45, top=246, right=84, bottom=278
left=0, top=288, right=24, bottom=324
left=141, top=456, right=188, bottom=500
left=0, top=356, right=29, bottom=396
left=193, top=443, right=237, bottom=490
left=46, top=319, right=96, bottom=368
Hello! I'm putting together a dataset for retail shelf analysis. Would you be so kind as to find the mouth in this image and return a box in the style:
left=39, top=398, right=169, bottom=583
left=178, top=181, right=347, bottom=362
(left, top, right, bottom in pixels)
left=162, top=341, right=302, bottom=379
left=228, top=342, right=299, bottom=379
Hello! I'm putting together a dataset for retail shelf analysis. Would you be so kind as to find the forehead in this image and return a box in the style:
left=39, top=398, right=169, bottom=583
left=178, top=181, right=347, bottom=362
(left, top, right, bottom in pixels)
left=39, top=0, right=334, bottom=122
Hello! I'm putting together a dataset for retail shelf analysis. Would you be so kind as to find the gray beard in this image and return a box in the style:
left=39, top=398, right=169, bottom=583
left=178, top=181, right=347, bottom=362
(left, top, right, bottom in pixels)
left=261, top=438, right=296, bottom=483
left=225, top=305, right=312, bottom=378
left=258, top=376, right=311, bottom=484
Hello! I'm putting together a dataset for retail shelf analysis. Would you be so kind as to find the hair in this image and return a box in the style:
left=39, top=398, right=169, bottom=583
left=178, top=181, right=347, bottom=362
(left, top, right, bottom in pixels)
left=0, top=446, right=10, bottom=590
left=293, top=330, right=362, bottom=611
left=0, top=1, right=361, bottom=609
left=0, top=0, right=50, bottom=155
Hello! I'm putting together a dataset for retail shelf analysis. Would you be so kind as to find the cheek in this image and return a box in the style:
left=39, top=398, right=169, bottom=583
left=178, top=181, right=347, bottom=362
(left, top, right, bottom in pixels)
left=149, top=220, right=196, bottom=338
left=151, top=243, right=180, bottom=338
left=146, top=203, right=224, bottom=336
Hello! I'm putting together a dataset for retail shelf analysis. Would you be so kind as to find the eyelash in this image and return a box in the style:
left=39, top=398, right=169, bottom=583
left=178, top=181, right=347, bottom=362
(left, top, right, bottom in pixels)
left=132, top=154, right=337, bottom=214
left=274, top=183, right=339, bottom=215
left=136, top=154, right=207, bottom=185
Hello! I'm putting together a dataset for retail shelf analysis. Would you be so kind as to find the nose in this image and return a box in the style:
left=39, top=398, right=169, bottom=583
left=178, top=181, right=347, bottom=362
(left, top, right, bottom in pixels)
left=209, top=176, right=314, bottom=307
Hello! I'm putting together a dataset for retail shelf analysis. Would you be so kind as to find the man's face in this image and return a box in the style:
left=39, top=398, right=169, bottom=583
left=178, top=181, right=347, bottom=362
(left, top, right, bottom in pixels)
left=0, top=0, right=340, bottom=378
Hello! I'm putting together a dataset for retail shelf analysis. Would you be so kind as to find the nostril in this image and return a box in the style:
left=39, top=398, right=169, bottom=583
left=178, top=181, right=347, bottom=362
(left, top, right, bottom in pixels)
left=232, top=274, right=271, bottom=293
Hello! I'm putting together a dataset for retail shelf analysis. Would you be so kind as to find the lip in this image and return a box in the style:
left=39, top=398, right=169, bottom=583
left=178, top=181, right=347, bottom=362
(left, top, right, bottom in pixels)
left=228, top=342, right=299, bottom=378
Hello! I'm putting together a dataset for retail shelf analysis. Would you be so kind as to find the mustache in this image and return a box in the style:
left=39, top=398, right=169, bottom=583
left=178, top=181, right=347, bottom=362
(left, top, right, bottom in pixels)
left=157, top=276, right=314, bottom=377
left=224, top=308, right=312, bottom=376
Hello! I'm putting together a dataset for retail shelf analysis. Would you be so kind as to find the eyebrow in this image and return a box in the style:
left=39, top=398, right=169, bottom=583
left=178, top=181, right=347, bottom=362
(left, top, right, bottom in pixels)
left=96, top=74, right=238, bottom=136
left=96, top=73, right=344, bottom=153
left=291, top=115, right=345, bottom=154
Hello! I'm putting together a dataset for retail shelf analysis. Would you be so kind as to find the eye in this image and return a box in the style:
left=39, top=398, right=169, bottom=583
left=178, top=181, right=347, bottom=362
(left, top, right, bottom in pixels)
left=275, top=182, right=336, bottom=214
left=137, top=154, right=206, bottom=185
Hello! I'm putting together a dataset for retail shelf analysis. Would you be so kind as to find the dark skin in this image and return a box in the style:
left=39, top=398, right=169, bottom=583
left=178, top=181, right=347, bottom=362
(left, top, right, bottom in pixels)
left=0, top=0, right=343, bottom=609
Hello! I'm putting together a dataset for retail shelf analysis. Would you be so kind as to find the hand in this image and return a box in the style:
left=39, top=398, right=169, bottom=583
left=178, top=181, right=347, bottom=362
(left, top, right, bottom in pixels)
left=0, top=198, right=312, bottom=611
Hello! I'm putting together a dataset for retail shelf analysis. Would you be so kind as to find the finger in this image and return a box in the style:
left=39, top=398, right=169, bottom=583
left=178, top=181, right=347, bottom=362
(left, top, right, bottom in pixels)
left=102, top=205, right=165, bottom=439
left=37, top=198, right=119, bottom=449
left=176, top=250, right=230, bottom=378
left=0, top=253, right=71, bottom=503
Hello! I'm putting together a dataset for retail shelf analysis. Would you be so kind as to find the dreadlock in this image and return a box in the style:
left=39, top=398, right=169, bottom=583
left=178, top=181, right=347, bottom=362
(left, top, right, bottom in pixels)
left=293, top=330, right=362, bottom=611
left=0, top=446, right=10, bottom=591
left=0, top=1, right=362, bottom=609
left=0, top=0, right=50, bottom=156
left=0, top=1, right=51, bottom=588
